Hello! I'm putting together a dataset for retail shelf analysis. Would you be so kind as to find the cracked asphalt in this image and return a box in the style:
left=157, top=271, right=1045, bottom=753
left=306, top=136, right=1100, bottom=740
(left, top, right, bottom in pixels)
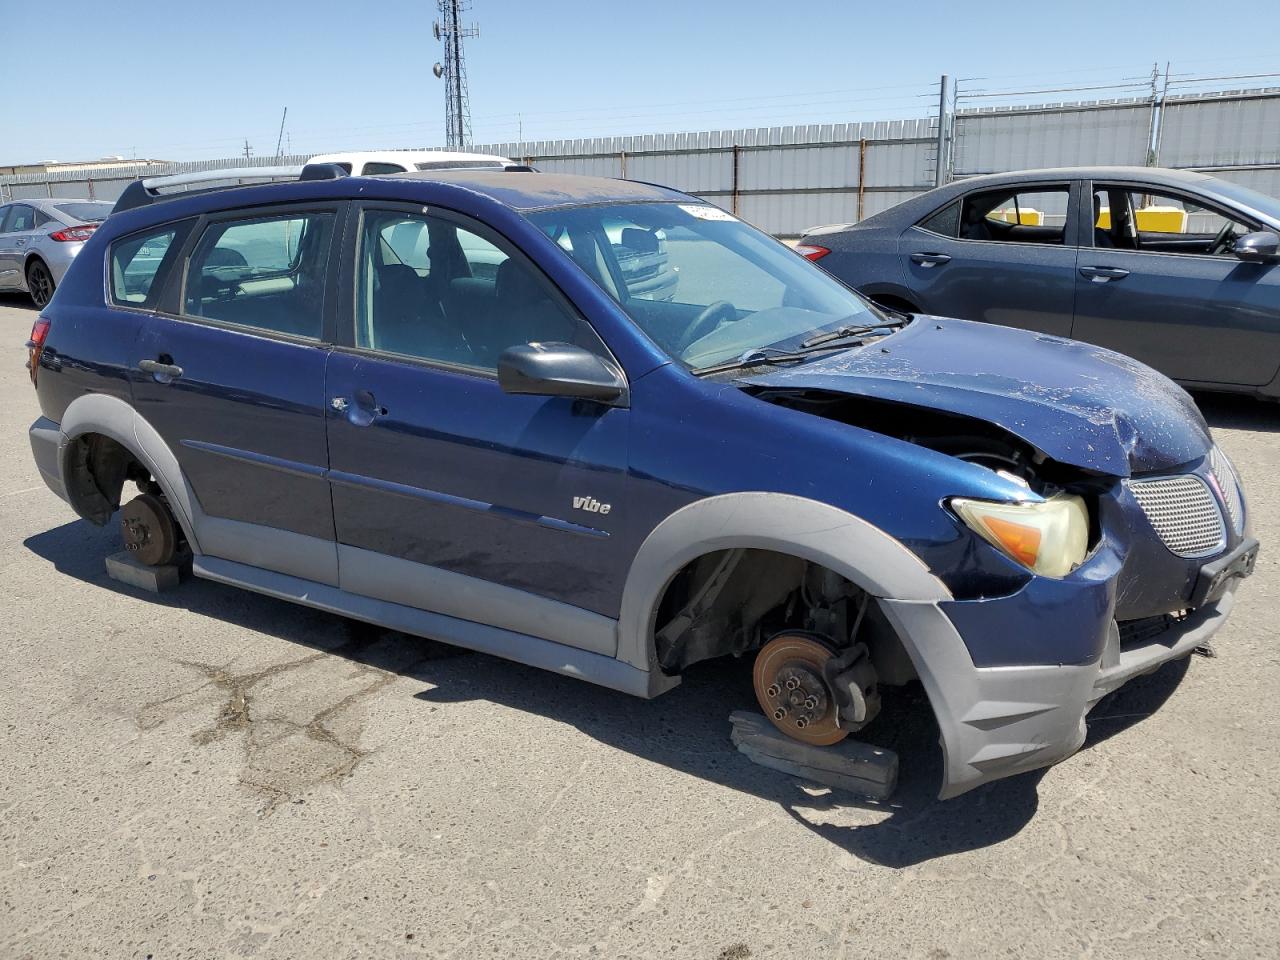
left=1, top=293, right=1277, bottom=959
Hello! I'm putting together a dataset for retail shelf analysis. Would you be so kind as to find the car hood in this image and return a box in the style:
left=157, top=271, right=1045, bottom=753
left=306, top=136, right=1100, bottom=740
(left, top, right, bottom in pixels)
left=738, top=317, right=1211, bottom=478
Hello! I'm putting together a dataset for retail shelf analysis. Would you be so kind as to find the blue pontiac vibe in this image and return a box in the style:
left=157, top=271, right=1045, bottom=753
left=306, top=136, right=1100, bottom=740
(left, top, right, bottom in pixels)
left=25, top=164, right=1257, bottom=798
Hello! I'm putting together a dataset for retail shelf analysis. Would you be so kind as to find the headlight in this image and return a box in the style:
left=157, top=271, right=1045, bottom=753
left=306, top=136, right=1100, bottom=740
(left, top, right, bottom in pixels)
left=951, top=494, right=1090, bottom=578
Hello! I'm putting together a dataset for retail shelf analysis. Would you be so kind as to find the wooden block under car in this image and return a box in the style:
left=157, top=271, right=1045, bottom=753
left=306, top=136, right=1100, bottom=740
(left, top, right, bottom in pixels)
left=104, top=550, right=189, bottom=594
left=729, top=710, right=898, bottom=800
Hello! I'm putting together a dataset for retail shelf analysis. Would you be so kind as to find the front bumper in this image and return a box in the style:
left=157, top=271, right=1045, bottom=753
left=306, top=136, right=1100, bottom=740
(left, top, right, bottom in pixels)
left=880, top=586, right=1238, bottom=799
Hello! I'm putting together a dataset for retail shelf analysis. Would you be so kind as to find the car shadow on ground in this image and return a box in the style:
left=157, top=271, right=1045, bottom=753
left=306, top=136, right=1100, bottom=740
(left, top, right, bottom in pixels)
left=0, top=292, right=37, bottom=311
left=26, top=517, right=1191, bottom=868
left=1194, top=391, right=1280, bottom=433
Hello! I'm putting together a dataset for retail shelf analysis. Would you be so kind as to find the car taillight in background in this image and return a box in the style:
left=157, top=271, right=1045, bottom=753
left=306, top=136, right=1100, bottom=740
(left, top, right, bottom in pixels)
left=48, top=225, right=97, bottom=242
left=794, top=244, right=830, bottom=261
left=27, top=317, right=50, bottom=387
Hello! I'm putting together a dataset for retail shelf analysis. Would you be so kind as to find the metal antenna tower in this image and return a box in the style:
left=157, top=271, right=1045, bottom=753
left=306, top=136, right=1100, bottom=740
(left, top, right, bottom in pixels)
left=432, top=0, right=478, bottom=148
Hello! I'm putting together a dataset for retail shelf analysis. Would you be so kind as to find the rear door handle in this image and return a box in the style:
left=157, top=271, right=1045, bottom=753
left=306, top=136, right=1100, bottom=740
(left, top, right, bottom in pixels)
left=138, top=358, right=184, bottom=382
left=1079, top=265, right=1130, bottom=283
left=910, top=252, right=952, bottom=267
left=342, top=389, right=388, bottom=427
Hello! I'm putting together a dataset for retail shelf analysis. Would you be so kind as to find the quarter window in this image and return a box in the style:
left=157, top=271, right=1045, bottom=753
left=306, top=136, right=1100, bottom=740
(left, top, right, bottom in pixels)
left=355, top=209, right=590, bottom=371
left=917, top=200, right=961, bottom=238
left=110, top=225, right=182, bottom=306
left=182, top=211, right=335, bottom=339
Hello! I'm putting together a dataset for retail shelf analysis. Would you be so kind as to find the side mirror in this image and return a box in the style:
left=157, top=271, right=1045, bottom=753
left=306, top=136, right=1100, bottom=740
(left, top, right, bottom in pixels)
left=620, top=227, right=660, bottom=255
left=498, top=342, right=627, bottom=403
left=1233, top=231, right=1280, bottom=262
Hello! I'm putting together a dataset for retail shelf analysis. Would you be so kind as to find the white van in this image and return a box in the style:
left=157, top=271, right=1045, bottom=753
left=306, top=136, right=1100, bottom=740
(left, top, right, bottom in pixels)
left=307, top=150, right=515, bottom=176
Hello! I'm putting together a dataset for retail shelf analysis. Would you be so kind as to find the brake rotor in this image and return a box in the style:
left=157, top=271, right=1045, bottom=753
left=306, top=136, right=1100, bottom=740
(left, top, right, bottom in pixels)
left=120, top=493, right=178, bottom=567
left=752, top=633, right=848, bottom=746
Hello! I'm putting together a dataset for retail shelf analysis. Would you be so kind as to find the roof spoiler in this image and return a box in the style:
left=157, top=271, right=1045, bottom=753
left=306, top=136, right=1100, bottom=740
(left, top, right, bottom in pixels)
left=111, top=162, right=348, bottom=215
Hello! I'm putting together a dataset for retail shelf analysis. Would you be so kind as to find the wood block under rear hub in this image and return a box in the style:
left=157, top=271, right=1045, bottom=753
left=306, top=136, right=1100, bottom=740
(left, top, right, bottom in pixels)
left=729, top=710, right=898, bottom=800
left=104, top=551, right=189, bottom=594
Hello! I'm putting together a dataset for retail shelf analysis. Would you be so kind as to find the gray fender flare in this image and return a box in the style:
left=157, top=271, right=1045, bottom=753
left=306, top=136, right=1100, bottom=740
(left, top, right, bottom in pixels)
left=615, top=492, right=953, bottom=681
left=58, top=393, right=204, bottom=553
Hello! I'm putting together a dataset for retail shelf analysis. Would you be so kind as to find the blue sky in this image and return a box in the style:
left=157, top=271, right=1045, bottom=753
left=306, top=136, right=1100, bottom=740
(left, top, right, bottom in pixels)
left=4, top=0, right=1277, bottom=163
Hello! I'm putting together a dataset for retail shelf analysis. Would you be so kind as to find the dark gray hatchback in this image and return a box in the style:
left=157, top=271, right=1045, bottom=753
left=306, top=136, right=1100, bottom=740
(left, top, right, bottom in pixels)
left=801, top=167, right=1280, bottom=399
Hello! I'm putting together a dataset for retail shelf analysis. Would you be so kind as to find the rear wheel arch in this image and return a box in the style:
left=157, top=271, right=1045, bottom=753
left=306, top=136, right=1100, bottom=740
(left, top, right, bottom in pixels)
left=616, top=493, right=952, bottom=680
left=57, top=393, right=202, bottom=552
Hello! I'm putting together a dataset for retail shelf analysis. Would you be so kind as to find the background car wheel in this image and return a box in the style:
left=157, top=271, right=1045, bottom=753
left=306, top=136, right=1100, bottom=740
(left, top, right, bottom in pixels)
left=868, top=294, right=919, bottom=316
left=26, top=260, right=54, bottom=308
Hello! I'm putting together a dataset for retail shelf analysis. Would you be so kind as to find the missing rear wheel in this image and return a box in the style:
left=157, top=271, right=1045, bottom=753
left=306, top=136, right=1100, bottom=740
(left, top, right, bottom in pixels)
left=120, top=493, right=179, bottom=567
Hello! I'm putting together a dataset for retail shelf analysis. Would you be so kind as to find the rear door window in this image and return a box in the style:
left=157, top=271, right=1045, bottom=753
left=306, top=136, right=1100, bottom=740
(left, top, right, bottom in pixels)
left=2, top=205, right=35, bottom=232
left=182, top=210, right=336, bottom=339
left=957, top=187, right=1072, bottom=245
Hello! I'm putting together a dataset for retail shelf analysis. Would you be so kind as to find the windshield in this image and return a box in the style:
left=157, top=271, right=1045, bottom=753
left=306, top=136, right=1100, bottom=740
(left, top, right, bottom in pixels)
left=526, top=201, right=889, bottom=371
left=1206, top=176, right=1280, bottom=226
left=52, top=201, right=113, bottom=223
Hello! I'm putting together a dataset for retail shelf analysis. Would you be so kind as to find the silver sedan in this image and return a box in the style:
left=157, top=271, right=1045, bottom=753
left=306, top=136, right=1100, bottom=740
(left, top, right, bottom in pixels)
left=0, top=198, right=114, bottom=307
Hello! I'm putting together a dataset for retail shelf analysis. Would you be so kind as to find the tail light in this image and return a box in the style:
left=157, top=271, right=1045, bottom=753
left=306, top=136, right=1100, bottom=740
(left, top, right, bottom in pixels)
left=795, top=244, right=831, bottom=262
left=49, top=225, right=96, bottom=242
left=27, top=316, right=50, bottom=387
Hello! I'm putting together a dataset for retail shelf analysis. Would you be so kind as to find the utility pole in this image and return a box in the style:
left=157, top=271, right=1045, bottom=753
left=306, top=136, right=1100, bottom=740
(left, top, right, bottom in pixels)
left=432, top=0, right=479, bottom=148
left=934, top=74, right=951, bottom=187
left=274, top=107, right=288, bottom=160
left=1151, top=62, right=1172, bottom=167
left=242, top=138, right=253, bottom=161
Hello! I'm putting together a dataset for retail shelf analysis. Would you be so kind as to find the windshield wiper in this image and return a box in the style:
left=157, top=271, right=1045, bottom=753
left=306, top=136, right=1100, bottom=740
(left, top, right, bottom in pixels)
left=694, top=346, right=816, bottom=377
left=800, top=319, right=903, bottom=349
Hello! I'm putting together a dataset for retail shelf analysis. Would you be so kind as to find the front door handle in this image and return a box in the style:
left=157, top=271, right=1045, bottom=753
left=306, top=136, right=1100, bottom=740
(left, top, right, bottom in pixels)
left=1079, top=265, right=1130, bottom=283
left=910, top=252, right=952, bottom=267
left=138, top=357, right=183, bottom=382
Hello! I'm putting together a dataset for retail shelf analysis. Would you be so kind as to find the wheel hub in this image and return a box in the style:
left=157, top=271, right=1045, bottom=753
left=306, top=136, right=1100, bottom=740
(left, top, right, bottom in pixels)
left=120, top=493, right=178, bottom=567
left=752, top=633, right=848, bottom=746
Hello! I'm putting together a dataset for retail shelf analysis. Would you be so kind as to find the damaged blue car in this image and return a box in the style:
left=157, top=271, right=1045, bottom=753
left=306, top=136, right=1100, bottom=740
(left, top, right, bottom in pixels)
left=26, top=165, right=1256, bottom=798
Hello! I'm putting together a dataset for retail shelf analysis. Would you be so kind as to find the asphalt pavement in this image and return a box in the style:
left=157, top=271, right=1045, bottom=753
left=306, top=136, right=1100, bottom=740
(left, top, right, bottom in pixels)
left=1, top=292, right=1276, bottom=959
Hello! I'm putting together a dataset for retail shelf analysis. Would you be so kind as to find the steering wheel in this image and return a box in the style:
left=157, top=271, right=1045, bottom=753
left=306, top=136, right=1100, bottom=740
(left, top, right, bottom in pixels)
left=1208, top=221, right=1235, bottom=256
left=675, top=300, right=738, bottom=354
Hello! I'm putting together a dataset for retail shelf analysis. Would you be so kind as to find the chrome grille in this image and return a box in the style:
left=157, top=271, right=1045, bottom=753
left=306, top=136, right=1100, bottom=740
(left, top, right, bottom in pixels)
left=1209, top=446, right=1245, bottom=535
left=1129, top=475, right=1226, bottom=559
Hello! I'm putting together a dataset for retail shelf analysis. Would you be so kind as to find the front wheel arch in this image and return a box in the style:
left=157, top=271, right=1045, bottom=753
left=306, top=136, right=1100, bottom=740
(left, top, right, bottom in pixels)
left=616, top=493, right=952, bottom=679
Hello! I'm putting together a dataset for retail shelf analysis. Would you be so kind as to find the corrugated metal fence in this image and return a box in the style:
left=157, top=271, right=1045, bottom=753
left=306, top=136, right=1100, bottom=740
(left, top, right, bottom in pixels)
left=471, top=119, right=938, bottom=237
left=3, top=87, right=1277, bottom=236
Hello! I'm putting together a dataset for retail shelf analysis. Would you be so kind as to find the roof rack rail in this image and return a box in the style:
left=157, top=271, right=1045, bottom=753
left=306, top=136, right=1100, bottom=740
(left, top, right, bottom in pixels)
left=111, top=162, right=348, bottom=215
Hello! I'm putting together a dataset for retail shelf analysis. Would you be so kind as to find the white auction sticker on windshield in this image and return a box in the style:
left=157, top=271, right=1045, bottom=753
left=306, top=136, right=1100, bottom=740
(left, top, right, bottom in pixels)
left=679, top=204, right=738, bottom=222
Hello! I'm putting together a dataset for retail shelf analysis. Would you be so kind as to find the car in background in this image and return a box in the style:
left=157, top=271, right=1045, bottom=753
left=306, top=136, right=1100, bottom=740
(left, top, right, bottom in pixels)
left=799, top=167, right=1280, bottom=399
left=307, top=150, right=515, bottom=176
left=0, top=198, right=114, bottom=307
